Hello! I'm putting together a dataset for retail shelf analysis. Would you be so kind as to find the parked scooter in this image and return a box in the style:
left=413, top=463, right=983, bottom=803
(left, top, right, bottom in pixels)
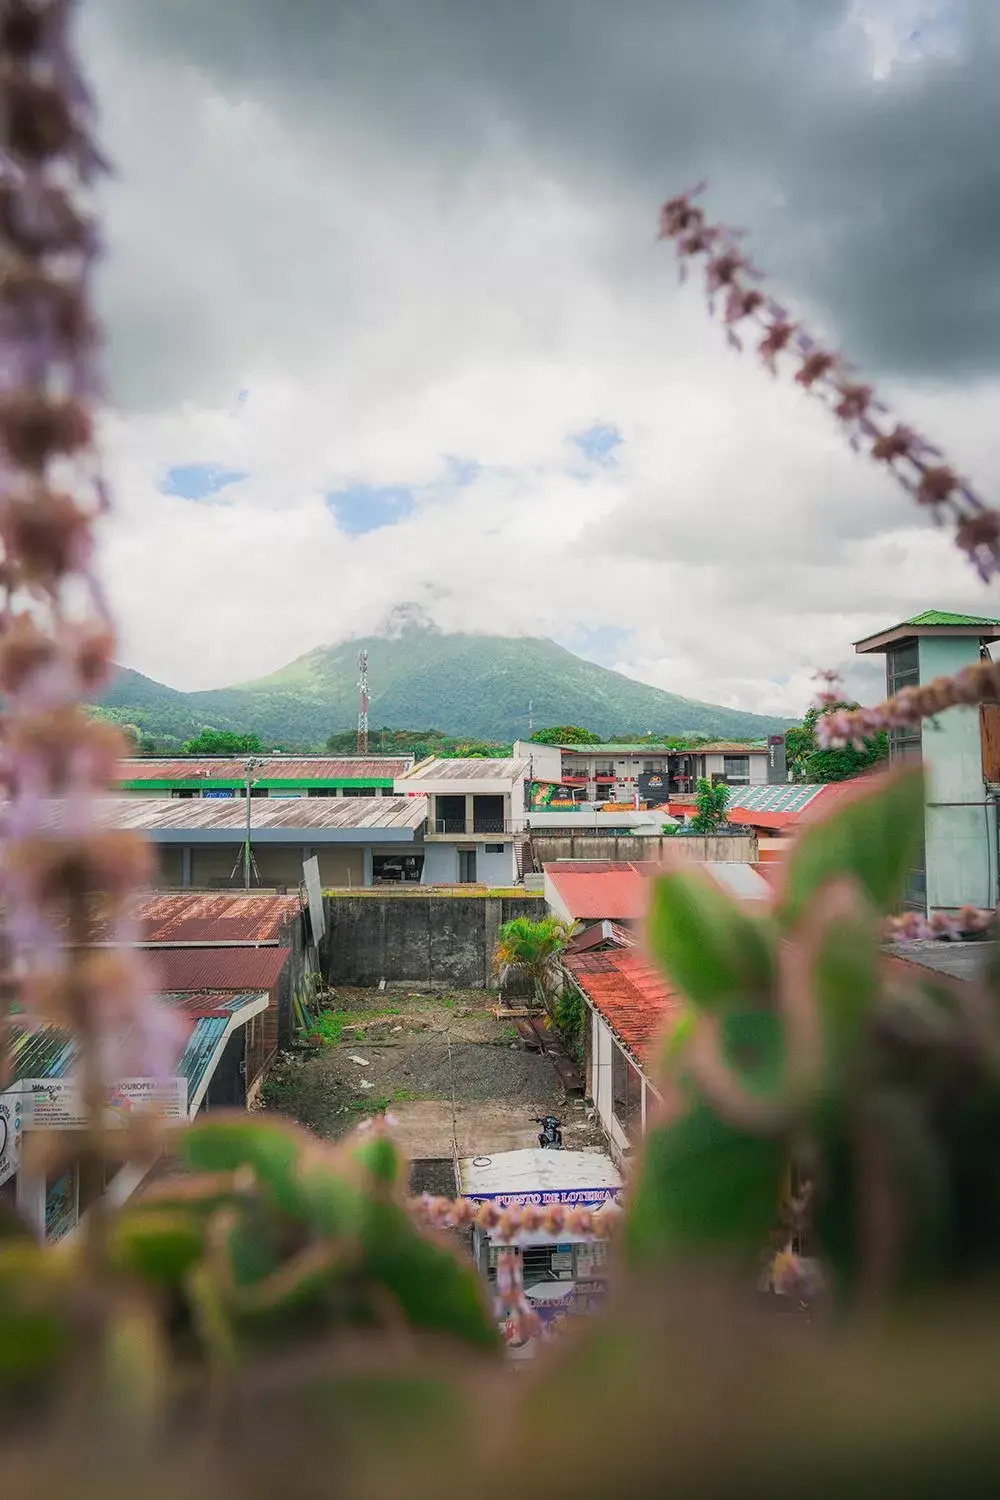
left=533, top=1114, right=564, bottom=1149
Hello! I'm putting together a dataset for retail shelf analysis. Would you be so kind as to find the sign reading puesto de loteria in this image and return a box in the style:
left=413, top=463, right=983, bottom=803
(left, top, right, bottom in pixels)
left=20, top=1077, right=188, bottom=1130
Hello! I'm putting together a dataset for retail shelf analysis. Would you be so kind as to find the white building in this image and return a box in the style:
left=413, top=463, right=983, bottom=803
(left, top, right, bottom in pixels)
left=458, top=1147, right=622, bottom=1357
left=394, top=757, right=531, bottom=885
left=514, top=738, right=773, bottom=807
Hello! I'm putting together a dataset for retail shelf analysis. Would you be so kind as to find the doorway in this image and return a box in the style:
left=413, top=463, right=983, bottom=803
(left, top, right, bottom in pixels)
left=458, top=847, right=477, bottom=883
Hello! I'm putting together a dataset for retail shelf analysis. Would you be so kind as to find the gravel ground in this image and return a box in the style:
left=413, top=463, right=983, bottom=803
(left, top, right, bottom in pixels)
left=265, top=987, right=574, bottom=1141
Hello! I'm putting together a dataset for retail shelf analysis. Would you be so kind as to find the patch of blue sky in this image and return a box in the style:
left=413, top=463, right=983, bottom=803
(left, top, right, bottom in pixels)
left=325, top=484, right=415, bottom=536
left=573, top=423, right=623, bottom=466
left=160, top=463, right=249, bottom=501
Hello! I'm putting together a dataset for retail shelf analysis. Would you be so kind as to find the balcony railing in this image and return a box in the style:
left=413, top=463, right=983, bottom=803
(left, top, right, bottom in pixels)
left=432, top=817, right=513, bottom=835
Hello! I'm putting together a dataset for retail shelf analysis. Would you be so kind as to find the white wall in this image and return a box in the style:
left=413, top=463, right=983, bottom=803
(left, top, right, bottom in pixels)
left=421, top=843, right=458, bottom=884
left=514, top=740, right=562, bottom=783
left=591, top=1010, right=628, bottom=1158
left=420, top=841, right=517, bottom=886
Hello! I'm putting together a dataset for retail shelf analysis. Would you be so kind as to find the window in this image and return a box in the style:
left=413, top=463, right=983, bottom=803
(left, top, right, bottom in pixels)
left=611, top=1042, right=642, bottom=1142
left=372, top=853, right=424, bottom=883
left=643, top=760, right=664, bottom=773
left=723, top=755, right=750, bottom=783
left=886, top=640, right=922, bottom=767
left=594, top=763, right=615, bottom=778
left=484, top=843, right=504, bottom=854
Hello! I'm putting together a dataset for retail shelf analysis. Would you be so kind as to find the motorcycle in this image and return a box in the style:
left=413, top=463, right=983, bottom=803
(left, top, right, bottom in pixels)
left=533, top=1114, right=564, bottom=1149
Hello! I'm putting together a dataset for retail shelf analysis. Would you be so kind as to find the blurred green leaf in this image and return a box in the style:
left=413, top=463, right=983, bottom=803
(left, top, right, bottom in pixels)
left=351, top=1131, right=402, bottom=1189
left=777, top=767, right=924, bottom=928
left=625, top=1099, right=786, bottom=1266
left=108, top=1209, right=206, bottom=1287
left=181, top=1116, right=301, bottom=1212
left=359, top=1202, right=498, bottom=1352
left=647, top=869, right=774, bottom=1011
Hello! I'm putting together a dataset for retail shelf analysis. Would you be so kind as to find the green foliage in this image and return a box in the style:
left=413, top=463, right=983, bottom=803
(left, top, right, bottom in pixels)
left=553, top=983, right=586, bottom=1062
left=493, top=915, right=576, bottom=1006
left=304, top=1009, right=347, bottom=1047
left=689, top=776, right=730, bottom=833
left=530, top=725, right=601, bottom=745
left=787, top=702, right=889, bottom=783
left=646, top=868, right=774, bottom=1010
left=181, top=728, right=264, bottom=755
left=96, top=629, right=792, bottom=747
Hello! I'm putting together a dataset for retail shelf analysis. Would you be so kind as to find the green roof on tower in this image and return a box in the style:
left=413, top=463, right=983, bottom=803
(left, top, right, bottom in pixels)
left=855, top=609, right=1000, bottom=654
left=904, top=610, right=1000, bottom=628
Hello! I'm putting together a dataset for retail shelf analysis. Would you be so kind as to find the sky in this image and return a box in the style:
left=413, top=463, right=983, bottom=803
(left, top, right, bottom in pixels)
left=80, top=0, right=1000, bottom=716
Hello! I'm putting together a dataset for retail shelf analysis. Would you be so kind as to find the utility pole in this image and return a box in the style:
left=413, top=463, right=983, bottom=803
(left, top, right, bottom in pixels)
left=357, top=649, right=369, bottom=756
left=528, top=699, right=533, bottom=738
left=242, top=757, right=266, bottom=890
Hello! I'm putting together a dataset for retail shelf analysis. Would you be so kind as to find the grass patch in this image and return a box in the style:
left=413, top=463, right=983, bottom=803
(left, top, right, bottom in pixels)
left=306, top=1009, right=347, bottom=1047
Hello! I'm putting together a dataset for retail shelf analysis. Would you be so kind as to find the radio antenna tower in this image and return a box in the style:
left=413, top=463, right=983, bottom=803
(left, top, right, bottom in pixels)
left=357, top=649, right=370, bottom=755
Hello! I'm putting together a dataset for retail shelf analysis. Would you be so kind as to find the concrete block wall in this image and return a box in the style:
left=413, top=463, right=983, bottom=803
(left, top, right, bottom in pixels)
left=529, top=832, right=758, bottom=865
left=322, top=892, right=547, bottom=988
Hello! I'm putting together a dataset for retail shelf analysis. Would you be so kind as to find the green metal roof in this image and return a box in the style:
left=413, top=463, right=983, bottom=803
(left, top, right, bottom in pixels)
left=6, top=991, right=265, bottom=1110
left=903, top=610, right=1000, bottom=628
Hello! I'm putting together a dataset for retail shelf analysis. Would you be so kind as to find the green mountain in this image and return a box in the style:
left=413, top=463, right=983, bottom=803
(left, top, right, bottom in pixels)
left=97, top=628, right=793, bottom=747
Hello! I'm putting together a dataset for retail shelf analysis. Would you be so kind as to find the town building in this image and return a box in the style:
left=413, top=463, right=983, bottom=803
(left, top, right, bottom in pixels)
left=544, top=858, right=769, bottom=930
left=516, top=738, right=776, bottom=807
left=1, top=987, right=270, bottom=1241
left=855, top=609, right=1000, bottom=915
left=394, top=757, right=531, bottom=885
left=116, top=755, right=412, bottom=799
left=664, top=782, right=856, bottom=867
left=559, top=862, right=768, bottom=1160
left=563, top=948, right=679, bottom=1162
left=458, top=1147, right=622, bottom=1358
left=99, top=794, right=429, bottom=890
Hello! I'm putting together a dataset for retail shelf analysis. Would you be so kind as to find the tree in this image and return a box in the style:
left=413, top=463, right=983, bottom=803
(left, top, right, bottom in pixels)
left=787, top=703, right=889, bottom=784
left=689, top=776, right=730, bottom=834
left=181, top=729, right=264, bottom=756
left=492, top=915, right=577, bottom=1008
left=530, top=725, right=602, bottom=746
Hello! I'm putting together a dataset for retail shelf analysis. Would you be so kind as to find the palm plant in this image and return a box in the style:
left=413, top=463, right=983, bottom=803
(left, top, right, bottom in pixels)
left=493, top=915, right=577, bottom=1008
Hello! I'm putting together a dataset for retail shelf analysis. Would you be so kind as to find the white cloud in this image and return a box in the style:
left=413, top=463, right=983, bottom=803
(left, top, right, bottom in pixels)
left=81, top=0, right=1000, bottom=722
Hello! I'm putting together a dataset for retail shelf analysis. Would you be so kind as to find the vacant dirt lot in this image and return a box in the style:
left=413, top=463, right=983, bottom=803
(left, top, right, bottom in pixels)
left=263, top=986, right=603, bottom=1161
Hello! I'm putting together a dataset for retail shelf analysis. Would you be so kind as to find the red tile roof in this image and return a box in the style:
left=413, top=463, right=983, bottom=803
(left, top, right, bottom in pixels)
left=132, top=892, right=302, bottom=944
left=545, top=862, right=651, bottom=921
left=564, top=950, right=683, bottom=1066
left=148, top=946, right=291, bottom=997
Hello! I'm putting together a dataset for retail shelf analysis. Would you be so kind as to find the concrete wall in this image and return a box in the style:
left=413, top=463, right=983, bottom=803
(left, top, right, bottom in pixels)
left=150, top=842, right=367, bottom=891
left=420, top=842, right=518, bottom=886
left=919, top=636, right=995, bottom=911
left=322, top=892, right=546, bottom=988
left=530, top=832, right=758, bottom=865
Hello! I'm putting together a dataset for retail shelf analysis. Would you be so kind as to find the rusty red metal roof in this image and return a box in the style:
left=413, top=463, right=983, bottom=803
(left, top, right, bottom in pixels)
left=564, top=950, right=683, bottom=1066
left=544, top=862, right=652, bottom=921
left=131, top=892, right=302, bottom=944
left=119, top=757, right=409, bottom=781
left=148, top=946, right=291, bottom=997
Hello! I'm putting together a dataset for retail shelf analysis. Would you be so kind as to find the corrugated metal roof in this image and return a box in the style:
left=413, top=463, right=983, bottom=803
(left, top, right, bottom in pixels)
left=119, top=757, right=410, bottom=781
left=6, top=991, right=267, bottom=1109
left=399, top=758, right=529, bottom=782
left=86, top=795, right=427, bottom=833
left=545, top=863, right=649, bottom=921
left=564, top=951, right=683, bottom=1067
left=701, top=862, right=771, bottom=901
left=132, top=892, right=301, bottom=943
left=147, top=946, right=290, bottom=996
